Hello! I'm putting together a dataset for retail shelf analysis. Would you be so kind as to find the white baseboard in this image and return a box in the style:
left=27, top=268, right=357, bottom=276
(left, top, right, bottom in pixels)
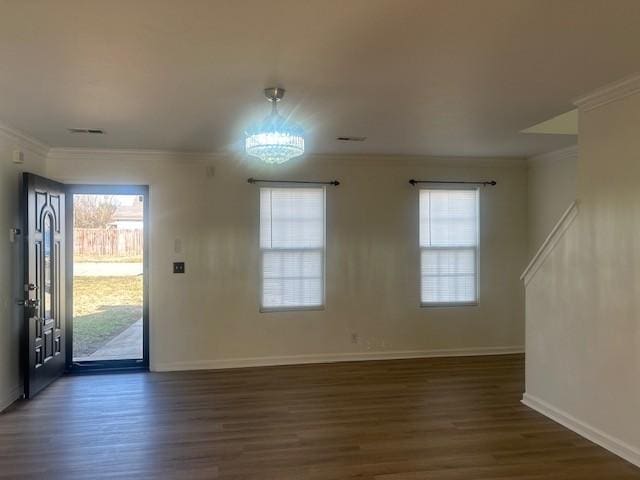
left=152, top=345, right=524, bottom=372
left=522, top=393, right=640, bottom=468
left=0, top=383, right=23, bottom=413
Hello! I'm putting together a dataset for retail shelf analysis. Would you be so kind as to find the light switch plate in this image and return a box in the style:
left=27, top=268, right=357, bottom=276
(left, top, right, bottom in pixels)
left=9, top=228, right=20, bottom=243
left=12, top=150, right=24, bottom=164
left=173, top=262, right=185, bottom=274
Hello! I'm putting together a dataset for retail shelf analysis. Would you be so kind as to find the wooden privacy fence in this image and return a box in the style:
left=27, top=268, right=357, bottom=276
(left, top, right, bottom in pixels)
left=74, top=228, right=143, bottom=257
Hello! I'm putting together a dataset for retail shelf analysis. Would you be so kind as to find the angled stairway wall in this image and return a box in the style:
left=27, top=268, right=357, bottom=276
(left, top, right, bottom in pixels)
left=527, top=146, right=578, bottom=258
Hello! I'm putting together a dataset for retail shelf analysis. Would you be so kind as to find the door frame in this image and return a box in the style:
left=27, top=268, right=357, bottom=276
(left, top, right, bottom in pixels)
left=65, top=184, right=149, bottom=373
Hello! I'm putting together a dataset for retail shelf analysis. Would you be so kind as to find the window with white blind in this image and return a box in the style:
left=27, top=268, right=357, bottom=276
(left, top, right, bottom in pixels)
left=419, top=188, right=479, bottom=306
left=260, top=187, right=325, bottom=311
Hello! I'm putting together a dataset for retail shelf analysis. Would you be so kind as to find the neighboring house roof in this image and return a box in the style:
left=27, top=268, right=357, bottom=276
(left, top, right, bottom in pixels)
left=112, top=201, right=143, bottom=222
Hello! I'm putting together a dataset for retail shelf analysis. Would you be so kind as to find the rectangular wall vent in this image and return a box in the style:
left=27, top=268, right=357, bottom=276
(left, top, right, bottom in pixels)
left=68, top=128, right=105, bottom=134
left=337, top=136, right=366, bottom=142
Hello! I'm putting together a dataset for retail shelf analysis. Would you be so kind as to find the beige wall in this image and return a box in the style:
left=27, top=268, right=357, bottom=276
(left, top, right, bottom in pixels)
left=524, top=86, right=640, bottom=465
left=0, top=127, right=47, bottom=410
left=527, top=146, right=577, bottom=257
left=45, top=151, right=527, bottom=371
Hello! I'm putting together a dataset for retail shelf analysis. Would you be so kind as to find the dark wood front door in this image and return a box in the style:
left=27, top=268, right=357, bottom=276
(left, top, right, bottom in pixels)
left=23, top=173, right=66, bottom=398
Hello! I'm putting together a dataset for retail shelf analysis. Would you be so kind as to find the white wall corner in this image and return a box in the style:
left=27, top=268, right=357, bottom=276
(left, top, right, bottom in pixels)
left=527, top=144, right=578, bottom=168
left=574, top=72, right=640, bottom=112
left=522, top=393, right=640, bottom=468
left=0, top=122, right=49, bottom=158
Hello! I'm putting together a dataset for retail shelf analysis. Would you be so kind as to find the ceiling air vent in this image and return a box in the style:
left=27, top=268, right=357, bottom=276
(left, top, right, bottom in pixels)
left=68, top=128, right=105, bottom=134
left=337, top=136, right=366, bottom=142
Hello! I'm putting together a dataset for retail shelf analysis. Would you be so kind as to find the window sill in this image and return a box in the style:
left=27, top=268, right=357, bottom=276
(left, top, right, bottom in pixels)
left=420, top=301, right=479, bottom=308
left=260, top=305, right=325, bottom=314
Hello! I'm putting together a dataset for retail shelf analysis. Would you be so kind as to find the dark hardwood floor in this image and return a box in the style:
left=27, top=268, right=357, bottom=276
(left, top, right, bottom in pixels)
left=1, top=354, right=638, bottom=479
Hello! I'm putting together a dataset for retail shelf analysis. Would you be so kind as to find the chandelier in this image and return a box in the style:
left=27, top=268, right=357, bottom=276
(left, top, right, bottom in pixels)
left=245, top=87, right=305, bottom=164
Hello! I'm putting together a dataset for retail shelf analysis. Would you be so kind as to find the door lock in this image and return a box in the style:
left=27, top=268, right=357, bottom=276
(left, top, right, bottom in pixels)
left=17, top=299, right=40, bottom=317
left=20, top=299, right=40, bottom=308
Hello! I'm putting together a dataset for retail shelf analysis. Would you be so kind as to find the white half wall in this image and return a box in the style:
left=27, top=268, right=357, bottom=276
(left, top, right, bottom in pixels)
left=45, top=151, right=527, bottom=371
left=527, top=145, right=577, bottom=257
left=0, top=125, right=47, bottom=410
left=524, top=75, right=640, bottom=467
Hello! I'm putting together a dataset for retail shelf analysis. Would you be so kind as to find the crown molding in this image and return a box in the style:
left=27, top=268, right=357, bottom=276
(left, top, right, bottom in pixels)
left=574, top=73, right=640, bottom=112
left=527, top=144, right=578, bottom=166
left=294, top=153, right=527, bottom=169
left=0, top=122, right=49, bottom=157
left=46, top=148, right=527, bottom=168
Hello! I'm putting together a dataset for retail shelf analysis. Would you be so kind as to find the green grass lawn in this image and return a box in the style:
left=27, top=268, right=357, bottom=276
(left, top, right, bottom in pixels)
left=73, top=275, right=143, bottom=358
left=75, top=254, right=143, bottom=263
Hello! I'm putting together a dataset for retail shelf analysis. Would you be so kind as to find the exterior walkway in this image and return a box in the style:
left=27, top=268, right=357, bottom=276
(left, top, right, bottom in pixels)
left=75, top=319, right=143, bottom=361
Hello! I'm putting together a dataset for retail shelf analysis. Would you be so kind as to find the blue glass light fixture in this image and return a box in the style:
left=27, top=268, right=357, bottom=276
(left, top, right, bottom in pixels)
left=245, top=87, right=305, bottom=165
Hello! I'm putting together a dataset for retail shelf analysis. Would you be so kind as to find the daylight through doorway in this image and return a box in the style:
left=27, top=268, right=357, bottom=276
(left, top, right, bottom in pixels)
left=72, top=194, right=144, bottom=362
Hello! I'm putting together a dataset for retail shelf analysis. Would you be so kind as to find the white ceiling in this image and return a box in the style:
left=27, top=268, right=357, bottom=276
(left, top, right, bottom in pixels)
left=0, top=0, right=639, bottom=157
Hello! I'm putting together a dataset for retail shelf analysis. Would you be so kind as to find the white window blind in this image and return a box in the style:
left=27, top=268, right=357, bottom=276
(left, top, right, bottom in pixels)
left=419, top=189, right=479, bottom=305
left=260, top=187, right=325, bottom=310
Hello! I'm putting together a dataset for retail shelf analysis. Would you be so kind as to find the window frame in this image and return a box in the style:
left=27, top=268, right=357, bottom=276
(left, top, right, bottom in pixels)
left=419, top=186, right=480, bottom=308
left=258, top=186, right=326, bottom=313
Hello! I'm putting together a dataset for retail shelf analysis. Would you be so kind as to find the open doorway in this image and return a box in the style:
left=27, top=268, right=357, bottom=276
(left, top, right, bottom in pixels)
left=67, top=186, right=149, bottom=371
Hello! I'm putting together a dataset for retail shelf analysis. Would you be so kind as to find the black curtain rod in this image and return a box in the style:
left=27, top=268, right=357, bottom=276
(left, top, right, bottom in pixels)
left=247, top=177, right=340, bottom=186
left=409, top=179, right=496, bottom=186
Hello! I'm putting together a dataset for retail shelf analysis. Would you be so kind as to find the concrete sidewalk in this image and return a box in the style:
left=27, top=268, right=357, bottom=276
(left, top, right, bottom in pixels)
left=75, top=319, right=143, bottom=361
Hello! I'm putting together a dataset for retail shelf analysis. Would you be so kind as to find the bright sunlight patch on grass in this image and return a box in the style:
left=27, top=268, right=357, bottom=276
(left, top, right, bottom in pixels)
left=73, top=275, right=142, bottom=358
left=74, top=254, right=143, bottom=264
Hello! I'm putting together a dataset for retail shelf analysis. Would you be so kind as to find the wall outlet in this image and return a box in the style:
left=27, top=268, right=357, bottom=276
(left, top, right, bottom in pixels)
left=350, top=333, right=359, bottom=344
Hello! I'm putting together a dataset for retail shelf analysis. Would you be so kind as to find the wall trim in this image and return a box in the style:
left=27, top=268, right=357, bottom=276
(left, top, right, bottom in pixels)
left=574, top=72, right=640, bottom=112
left=527, top=145, right=578, bottom=167
left=522, top=393, right=640, bottom=468
left=521, top=201, right=578, bottom=286
left=0, top=383, right=23, bottom=413
left=152, top=345, right=525, bottom=372
left=0, top=122, right=49, bottom=157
